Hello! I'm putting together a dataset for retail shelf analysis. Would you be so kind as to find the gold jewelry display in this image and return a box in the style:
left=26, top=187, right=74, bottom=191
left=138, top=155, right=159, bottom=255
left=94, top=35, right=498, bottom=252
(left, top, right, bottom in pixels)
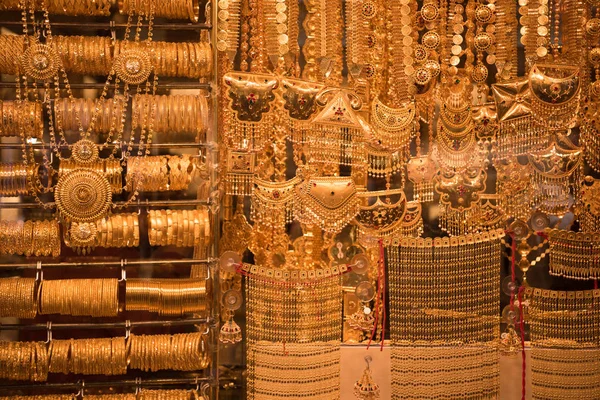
left=59, top=158, right=123, bottom=195
left=137, top=390, right=201, bottom=400
left=247, top=341, right=341, bottom=400
left=304, top=90, right=367, bottom=167
left=354, top=356, right=380, bottom=400
left=132, top=94, right=209, bottom=140
left=354, top=189, right=408, bottom=239
left=0, top=278, right=37, bottom=319
left=224, top=150, right=256, bottom=196
left=96, top=213, right=140, bottom=248
left=294, top=176, right=361, bottom=234
left=128, top=332, right=209, bottom=372
left=547, top=229, right=600, bottom=279
left=526, top=287, right=600, bottom=399
left=147, top=209, right=210, bottom=247
left=387, top=230, right=503, bottom=399
left=495, top=157, right=534, bottom=221
left=0, top=163, right=38, bottom=196
left=39, top=279, right=119, bottom=317
left=126, top=278, right=208, bottom=316
left=223, top=72, right=278, bottom=152
left=435, top=167, right=487, bottom=236
left=55, top=168, right=112, bottom=222
left=0, top=35, right=25, bottom=75
left=576, top=175, right=600, bottom=232
left=53, top=97, right=126, bottom=134
left=0, top=219, right=60, bottom=257
left=246, top=273, right=342, bottom=400
left=527, top=138, right=582, bottom=215
left=531, top=348, right=600, bottom=400
left=391, top=345, right=499, bottom=400
left=119, top=0, right=200, bottom=21
left=250, top=176, right=300, bottom=228
left=49, top=337, right=127, bottom=376
left=126, top=155, right=195, bottom=192
left=0, top=100, right=43, bottom=138
left=0, top=0, right=113, bottom=15
left=0, top=396, right=75, bottom=400
left=528, top=64, right=581, bottom=129
left=0, top=341, right=48, bottom=381
left=406, top=156, right=436, bottom=203
left=280, top=77, right=324, bottom=146
left=51, top=36, right=115, bottom=76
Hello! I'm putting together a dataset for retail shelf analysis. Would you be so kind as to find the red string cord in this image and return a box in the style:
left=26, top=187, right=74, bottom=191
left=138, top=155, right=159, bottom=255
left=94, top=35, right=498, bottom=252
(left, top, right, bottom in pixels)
left=367, top=239, right=387, bottom=350
left=366, top=247, right=382, bottom=350
left=518, top=286, right=526, bottom=400
left=508, top=231, right=526, bottom=400
left=379, top=238, right=386, bottom=351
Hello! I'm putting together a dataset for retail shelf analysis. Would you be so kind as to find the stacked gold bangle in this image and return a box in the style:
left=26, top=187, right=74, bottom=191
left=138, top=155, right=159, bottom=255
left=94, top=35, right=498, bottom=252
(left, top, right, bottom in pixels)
left=0, top=390, right=194, bottom=399
left=3, top=35, right=212, bottom=79
left=138, top=390, right=199, bottom=400
left=132, top=94, right=209, bottom=139
left=0, top=220, right=61, bottom=257
left=0, top=163, right=38, bottom=196
left=0, top=100, right=44, bottom=138
left=2, top=332, right=209, bottom=381
left=54, top=97, right=126, bottom=134
left=119, top=0, right=200, bottom=22
left=126, top=155, right=195, bottom=192
left=126, top=278, right=208, bottom=316
left=59, top=158, right=123, bottom=194
left=49, top=337, right=127, bottom=375
left=52, top=36, right=115, bottom=76
left=126, top=156, right=169, bottom=192
left=147, top=209, right=210, bottom=247
left=39, top=279, right=119, bottom=317
left=128, top=332, right=209, bottom=372
left=0, top=396, right=75, bottom=400
left=96, top=213, right=140, bottom=247
left=0, top=35, right=25, bottom=75
left=0, top=278, right=37, bottom=319
left=0, top=0, right=113, bottom=16
left=114, top=40, right=212, bottom=79
left=0, top=341, right=49, bottom=381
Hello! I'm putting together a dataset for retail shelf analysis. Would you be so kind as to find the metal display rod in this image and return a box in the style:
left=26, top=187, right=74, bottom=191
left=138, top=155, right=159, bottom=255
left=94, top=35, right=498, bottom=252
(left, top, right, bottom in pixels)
left=0, top=198, right=209, bottom=209
left=0, top=82, right=211, bottom=90
left=0, top=317, right=211, bottom=331
left=0, top=20, right=212, bottom=30
left=0, top=257, right=212, bottom=269
left=0, top=376, right=211, bottom=392
left=0, top=142, right=208, bottom=150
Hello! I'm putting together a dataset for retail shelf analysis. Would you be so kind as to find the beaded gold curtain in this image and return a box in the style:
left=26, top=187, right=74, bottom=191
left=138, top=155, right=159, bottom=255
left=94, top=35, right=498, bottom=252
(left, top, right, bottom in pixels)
left=387, top=231, right=503, bottom=400
left=245, top=274, right=342, bottom=400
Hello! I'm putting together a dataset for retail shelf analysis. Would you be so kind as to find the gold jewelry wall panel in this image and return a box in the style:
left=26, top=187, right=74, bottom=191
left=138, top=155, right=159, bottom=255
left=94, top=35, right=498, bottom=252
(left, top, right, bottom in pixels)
left=0, top=1, right=217, bottom=398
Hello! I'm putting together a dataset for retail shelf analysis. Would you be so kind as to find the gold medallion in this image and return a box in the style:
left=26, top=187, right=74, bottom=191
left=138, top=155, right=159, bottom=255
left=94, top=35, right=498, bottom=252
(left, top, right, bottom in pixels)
left=21, top=44, right=60, bottom=81
left=55, top=169, right=112, bottom=222
left=114, top=49, right=152, bottom=85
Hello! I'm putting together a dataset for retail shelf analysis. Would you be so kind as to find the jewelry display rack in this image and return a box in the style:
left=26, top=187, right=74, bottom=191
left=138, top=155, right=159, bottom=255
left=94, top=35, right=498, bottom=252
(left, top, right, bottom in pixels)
left=0, top=0, right=221, bottom=398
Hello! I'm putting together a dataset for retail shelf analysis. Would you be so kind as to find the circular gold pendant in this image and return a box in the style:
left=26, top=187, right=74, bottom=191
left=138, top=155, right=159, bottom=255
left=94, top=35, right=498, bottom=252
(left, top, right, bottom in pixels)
left=71, top=139, right=99, bottom=165
left=114, top=49, right=152, bottom=85
left=420, top=4, right=439, bottom=21
left=471, top=63, right=489, bottom=83
left=55, top=169, right=112, bottom=222
left=21, top=44, right=60, bottom=81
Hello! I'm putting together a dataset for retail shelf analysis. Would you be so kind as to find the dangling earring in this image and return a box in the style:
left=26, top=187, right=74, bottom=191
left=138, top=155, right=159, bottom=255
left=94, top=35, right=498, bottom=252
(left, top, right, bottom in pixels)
left=348, top=281, right=376, bottom=333
left=354, top=355, right=380, bottom=399
left=219, top=290, right=243, bottom=344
